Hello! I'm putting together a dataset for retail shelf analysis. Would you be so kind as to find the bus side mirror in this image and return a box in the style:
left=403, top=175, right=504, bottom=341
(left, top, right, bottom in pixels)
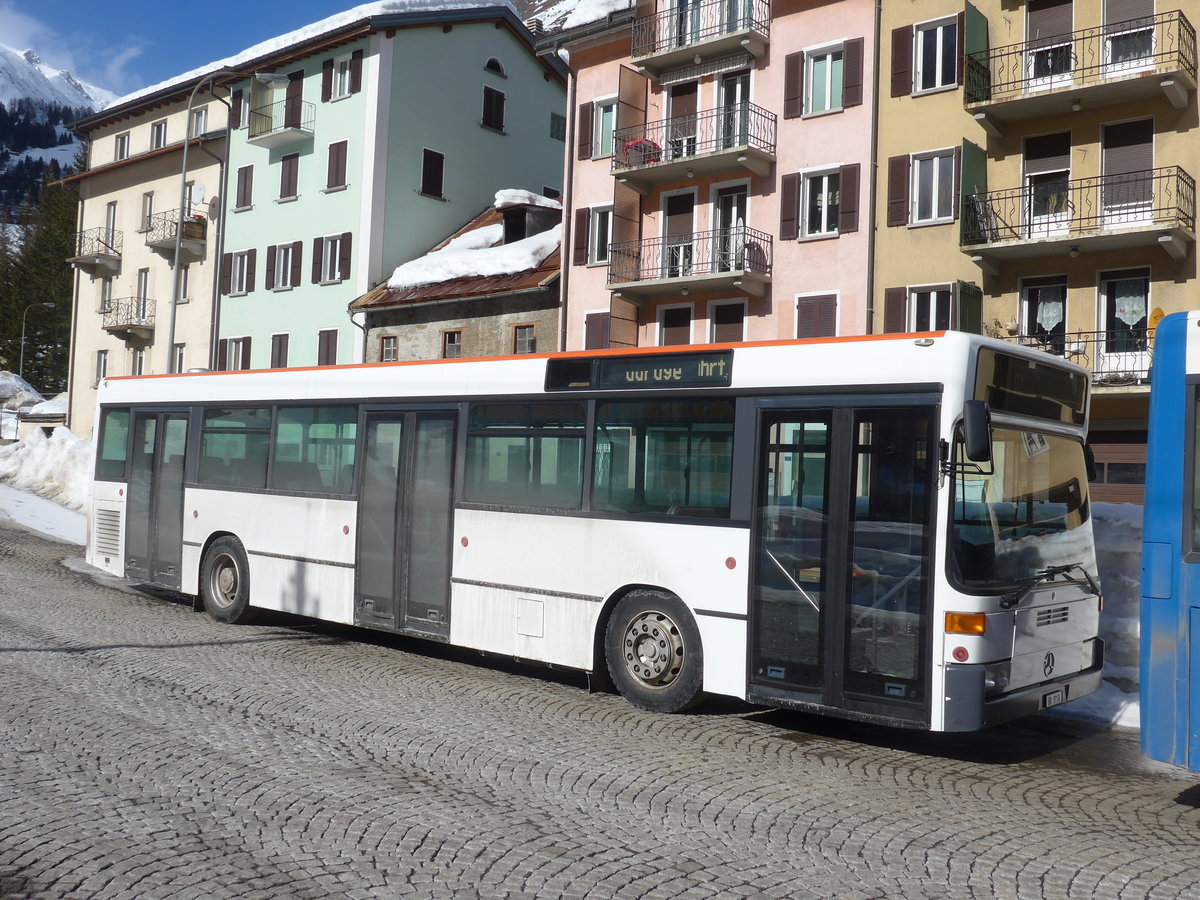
left=963, top=401, right=992, bottom=463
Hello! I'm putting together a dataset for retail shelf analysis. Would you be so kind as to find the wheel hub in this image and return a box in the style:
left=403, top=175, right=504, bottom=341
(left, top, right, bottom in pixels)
left=623, top=611, right=684, bottom=688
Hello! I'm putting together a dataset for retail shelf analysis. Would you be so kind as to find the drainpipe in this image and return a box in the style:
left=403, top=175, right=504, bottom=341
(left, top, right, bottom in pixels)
left=64, top=192, right=84, bottom=432
left=865, top=0, right=882, bottom=335
left=558, top=60, right=577, bottom=352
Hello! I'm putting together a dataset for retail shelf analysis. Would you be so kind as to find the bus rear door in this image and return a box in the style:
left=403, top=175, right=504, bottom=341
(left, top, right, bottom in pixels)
left=125, top=410, right=188, bottom=589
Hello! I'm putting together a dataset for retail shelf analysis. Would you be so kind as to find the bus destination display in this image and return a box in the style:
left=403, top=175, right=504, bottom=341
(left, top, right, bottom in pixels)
left=547, top=351, right=733, bottom=391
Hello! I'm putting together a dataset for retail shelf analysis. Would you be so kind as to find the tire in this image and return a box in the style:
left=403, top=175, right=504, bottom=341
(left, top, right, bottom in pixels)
left=199, top=536, right=256, bottom=624
left=605, top=590, right=703, bottom=713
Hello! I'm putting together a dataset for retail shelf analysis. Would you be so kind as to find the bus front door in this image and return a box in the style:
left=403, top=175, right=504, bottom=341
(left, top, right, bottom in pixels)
left=125, top=411, right=188, bottom=589
left=355, top=410, right=457, bottom=638
left=749, top=405, right=934, bottom=726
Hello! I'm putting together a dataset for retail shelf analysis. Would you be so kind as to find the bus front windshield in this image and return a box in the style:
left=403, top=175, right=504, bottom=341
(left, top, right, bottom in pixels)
left=949, top=427, right=1097, bottom=592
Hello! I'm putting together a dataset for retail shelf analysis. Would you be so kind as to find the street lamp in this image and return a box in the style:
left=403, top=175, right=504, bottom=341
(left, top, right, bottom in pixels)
left=18, top=301, right=55, bottom=380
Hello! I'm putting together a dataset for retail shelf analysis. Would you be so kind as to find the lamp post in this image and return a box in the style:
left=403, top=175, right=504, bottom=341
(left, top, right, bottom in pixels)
left=19, top=301, right=55, bottom=380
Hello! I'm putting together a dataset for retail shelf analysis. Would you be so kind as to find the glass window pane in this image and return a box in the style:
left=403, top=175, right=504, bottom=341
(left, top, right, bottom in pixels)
left=937, top=154, right=954, bottom=219
left=465, top=402, right=585, bottom=508
left=810, top=55, right=828, bottom=113
left=917, top=157, right=934, bottom=220
left=96, top=408, right=131, bottom=479
left=272, top=406, right=358, bottom=493
left=940, top=22, right=958, bottom=85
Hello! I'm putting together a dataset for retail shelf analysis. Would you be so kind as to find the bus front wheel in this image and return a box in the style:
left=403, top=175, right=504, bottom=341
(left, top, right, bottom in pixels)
left=605, top=591, right=703, bottom=713
left=200, top=536, right=256, bottom=624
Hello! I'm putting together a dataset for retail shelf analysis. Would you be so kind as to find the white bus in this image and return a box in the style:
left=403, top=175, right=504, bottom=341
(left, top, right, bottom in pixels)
left=87, top=332, right=1103, bottom=731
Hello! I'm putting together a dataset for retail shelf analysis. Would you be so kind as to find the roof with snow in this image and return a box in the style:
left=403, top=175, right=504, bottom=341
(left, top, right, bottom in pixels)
left=350, top=191, right=561, bottom=313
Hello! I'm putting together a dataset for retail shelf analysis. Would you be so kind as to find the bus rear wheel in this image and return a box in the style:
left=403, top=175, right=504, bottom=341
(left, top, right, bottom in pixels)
left=200, top=536, right=256, bottom=624
left=605, top=591, right=703, bottom=713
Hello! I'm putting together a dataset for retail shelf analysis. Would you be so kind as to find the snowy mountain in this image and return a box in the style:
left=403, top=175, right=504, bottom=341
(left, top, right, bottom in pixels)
left=0, top=43, right=116, bottom=111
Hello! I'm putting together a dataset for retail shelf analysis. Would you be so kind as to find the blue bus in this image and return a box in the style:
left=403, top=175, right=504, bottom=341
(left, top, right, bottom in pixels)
left=1141, top=311, right=1200, bottom=771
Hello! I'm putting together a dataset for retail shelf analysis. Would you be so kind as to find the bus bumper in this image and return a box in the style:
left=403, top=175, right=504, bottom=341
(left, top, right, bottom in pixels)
left=943, top=638, right=1105, bottom=732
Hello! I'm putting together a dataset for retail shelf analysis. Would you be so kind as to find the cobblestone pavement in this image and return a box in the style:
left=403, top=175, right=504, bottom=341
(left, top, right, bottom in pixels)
left=1, top=523, right=1199, bottom=900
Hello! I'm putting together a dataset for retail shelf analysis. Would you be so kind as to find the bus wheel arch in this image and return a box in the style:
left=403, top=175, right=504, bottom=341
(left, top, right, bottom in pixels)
left=198, top=533, right=257, bottom=625
left=601, top=587, right=704, bottom=713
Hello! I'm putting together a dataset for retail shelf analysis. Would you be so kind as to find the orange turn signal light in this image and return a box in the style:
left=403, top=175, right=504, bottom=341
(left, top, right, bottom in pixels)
left=945, top=612, right=987, bottom=635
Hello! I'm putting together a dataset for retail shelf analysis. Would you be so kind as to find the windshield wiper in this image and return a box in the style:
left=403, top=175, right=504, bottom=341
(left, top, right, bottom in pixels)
left=998, top=563, right=1100, bottom=610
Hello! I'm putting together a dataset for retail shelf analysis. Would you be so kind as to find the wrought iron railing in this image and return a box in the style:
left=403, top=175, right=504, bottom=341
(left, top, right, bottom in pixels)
left=608, top=226, right=772, bottom=285
left=1007, top=329, right=1153, bottom=385
left=248, top=98, right=316, bottom=141
left=962, top=166, right=1195, bottom=247
left=965, top=10, right=1197, bottom=105
left=102, top=297, right=155, bottom=331
left=611, top=102, right=776, bottom=172
left=632, top=0, right=770, bottom=59
left=72, top=226, right=122, bottom=258
left=145, top=209, right=207, bottom=247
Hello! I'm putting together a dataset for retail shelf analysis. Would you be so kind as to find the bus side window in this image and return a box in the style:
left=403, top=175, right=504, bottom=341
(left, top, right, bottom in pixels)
left=464, top=402, right=585, bottom=509
left=198, top=407, right=271, bottom=490
left=272, top=405, right=358, bottom=494
left=96, top=408, right=132, bottom=480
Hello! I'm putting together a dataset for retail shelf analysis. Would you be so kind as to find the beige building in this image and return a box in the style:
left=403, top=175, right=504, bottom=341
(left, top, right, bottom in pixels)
left=876, top=0, right=1196, bottom=501
left=63, top=80, right=229, bottom=437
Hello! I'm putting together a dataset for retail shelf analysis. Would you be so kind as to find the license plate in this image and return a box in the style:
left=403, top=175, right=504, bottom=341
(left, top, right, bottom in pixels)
left=1041, top=689, right=1066, bottom=709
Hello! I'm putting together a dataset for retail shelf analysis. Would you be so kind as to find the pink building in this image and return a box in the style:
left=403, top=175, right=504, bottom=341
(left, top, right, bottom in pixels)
left=546, top=0, right=877, bottom=350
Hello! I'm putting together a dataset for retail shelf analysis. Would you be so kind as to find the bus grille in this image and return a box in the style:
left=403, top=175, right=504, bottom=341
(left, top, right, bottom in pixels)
left=1037, top=606, right=1070, bottom=627
left=93, top=508, right=122, bottom=557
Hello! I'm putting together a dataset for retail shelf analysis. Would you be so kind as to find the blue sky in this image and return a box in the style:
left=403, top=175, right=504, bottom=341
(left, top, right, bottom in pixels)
left=1, top=0, right=344, bottom=97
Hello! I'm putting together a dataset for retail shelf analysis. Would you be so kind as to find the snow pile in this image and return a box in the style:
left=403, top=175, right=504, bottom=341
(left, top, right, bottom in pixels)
left=0, top=371, right=43, bottom=411
left=387, top=222, right=561, bottom=289
left=27, top=393, right=68, bottom=416
left=0, top=427, right=93, bottom=512
left=109, top=0, right=516, bottom=110
left=495, top=189, right=562, bottom=210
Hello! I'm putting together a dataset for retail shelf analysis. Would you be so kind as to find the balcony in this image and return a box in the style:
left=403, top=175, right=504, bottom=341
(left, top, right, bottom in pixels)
left=68, top=227, right=122, bottom=273
left=247, top=97, right=315, bottom=148
left=611, top=103, right=776, bottom=194
left=1006, top=329, right=1152, bottom=389
left=962, top=167, right=1195, bottom=269
left=102, top=297, right=155, bottom=339
left=144, top=209, right=208, bottom=262
left=631, top=0, right=769, bottom=79
left=607, top=226, right=772, bottom=298
left=966, top=11, right=1197, bottom=134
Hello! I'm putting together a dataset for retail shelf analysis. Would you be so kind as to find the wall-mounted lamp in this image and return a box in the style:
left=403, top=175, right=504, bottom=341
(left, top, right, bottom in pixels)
left=686, top=169, right=694, bottom=179
left=1071, top=98, right=1082, bottom=112
left=680, top=288, right=689, bottom=296
left=1068, top=246, right=1080, bottom=258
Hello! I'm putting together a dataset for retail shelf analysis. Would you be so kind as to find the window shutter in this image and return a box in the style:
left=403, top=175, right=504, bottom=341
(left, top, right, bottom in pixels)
left=712, top=304, right=744, bottom=343
left=231, top=90, right=243, bottom=127
left=838, top=164, right=860, bottom=233
left=577, top=101, right=593, bottom=160
left=842, top=39, right=863, bottom=108
left=1028, top=0, right=1073, bottom=44
left=284, top=71, right=303, bottom=129
left=887, top=155, right=910, bottom=226
left=246, top=248, right=257, bottom=293
left=483, top=87, right=505, bottom=130
left=952, top=145, right=962, bottom=220
left=780, top=173, right=800, bottom=241
left=339, top=232, right=352, bottom=281
left=236, top=165, right=253, bottom=208
left=217, top=339, right=228, bottom=371
left=421, top=149, right=444, bottom=197
left=271, top=334, right=289, bottom=368
left=883, top=287, right=908, bottom=333
left=265, top=245, right=276, bottom=290
left=1024, top=131, right=1071, bottom=174
left=281, top=154, right=298, bottom=197
left=955, top=281, right=983, bottom=334
left=291, top=240, right=303, bottom=287
left=783, top=52, right=804, bottom=119
left=797, top=295, right=837, bottom=338
left=584, top=312, right=611, bottom=349
left=328, top=141, right=347, bottom=188
left=350, top=49, right=364, bottom=93
left=312, top=237, right=323, bottom=283
left=573, top=207, right=590, bottom=266
left=240, top=337, right=253, bottom=371
left=220, top=252, right=232, bottom=295
left=322, top=59, right=333, bottom=102
left=957, top=12, right=967, bottom=84
left=891, top=26, right=913, bottom=97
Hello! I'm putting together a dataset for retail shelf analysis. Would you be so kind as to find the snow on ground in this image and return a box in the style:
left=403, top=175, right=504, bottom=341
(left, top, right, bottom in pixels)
left=0, top=427, right=1147, bottom=730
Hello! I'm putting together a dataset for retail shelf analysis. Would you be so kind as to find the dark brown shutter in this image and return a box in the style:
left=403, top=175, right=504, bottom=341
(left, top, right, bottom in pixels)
left=661, top=307, right=691, bottom=345
left=712, top=304, right=744, bottom=343
left=783, top=52, right=804, bottom=119
left=1024, top=131, right=1072, bottom=174
left=281, top=153, right=298, bottom=198
left=577, top=101, right=593, bottom=160
left=891, top=26, right=913, bottom=97
left=318, top=330, right=338, bottom=366
left=216, top=339, right=228, bottom=371
left=231, top=90, right=243, bottom=126
left=957, top=12, right=967, bottom=84
left=240, top=337, right=252, bottom=371
left=887, top=155, right=910, bottom=226
left=780, top=172, right=800, bottom=240
left=952, top=144, right=962, bottom=220
left=339, top=232, right=352, bottom=280
left=246, top=248, right=257, bottom=293
left=350, top=49, right=364, bottom=93
left=265, top=245, right=276, bottom=290
left=584, top=312, right=611, bottom=349
left=328, top=141, right=347, bottom=188
left=220, top=253, right=232, bottom=295
left=421, top=149, right=444, bottom=196
left=483, top=86, right=505, bottom=130
left=883, top=287, right=908, bottom=333
left=1028, top=0, right=1073, bottom=44
left=236, top=166, right=251, bottom=208
left=1105, top=0, right=1153, bottom=23
left=797, top=295, right=837, bottom=338
left=573, top=207, right=590, bottom=265
left=843, top=39, right=863, bottom=108
left=271, top=333, right=289, bottom=368
left=312, top=237, right=323, bottom=283
left=290, top=241, right=303, bottom=287
left=284, top=71, right=303, bottom=128
left=322, top=59, right=334, bottom=102
left=838, top=164, right=860, bottom=233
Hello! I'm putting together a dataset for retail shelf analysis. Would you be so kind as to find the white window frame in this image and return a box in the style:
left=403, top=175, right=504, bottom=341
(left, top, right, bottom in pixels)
left=99, top=277, right=113, bottom=313
left=173, top=344, right=186, bottom=373
left=707, top=299, right=747, bottom=343
left=190, top=106, right=209, bottom=138
left=593, top=96, right=617, bottom=159
left=657, top=302, right=695, bottom=346
left=231, top=250, right=252, bottom=295
left=801, top=168, right=841, bottom=238
left=131, top=347, right=146, bottom=376
left=804, top=43, right=844, bottom=116
left=380, top=334, right=398, bottom=362
left=274, top=243, right=294, bottom=290
left=513, top=324, right=536, bottom=355
left=442, top=329, right=463, bottom=359
left=910, top=150, right=955, bottom=225
left=114, top=132, right=130, bottom=161
left=95, top=349, right=108, bottom=386
left=179, top=264, right=191, bottom=303
left=321, top=235, right=343, bottom=284
left=913, top=17, right=959, bottom=94
left=140, top=191, right=154, bottom=232
left=908, top=283, right=953, bottom=331
left=589, top=205, right=613, bottom=265
left=228, top=337, right=251, bottom=371
left=333, top=54, right=353, bottom=100
left=150, top=119, right=167, bottom=150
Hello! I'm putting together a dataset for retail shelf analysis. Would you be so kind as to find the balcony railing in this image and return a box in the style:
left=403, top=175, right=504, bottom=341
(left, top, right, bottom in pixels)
left=247, top=97, right=315, bottom=147
left=611, top=103, right=776, bottom=188
left=632, top=0, right=769, bottom=72
left=1007, top=329, right=1152, bottom=386
left=608, top=225, right=772, bottom=295
left=962, top=166, right=1195, bottom=255
left=68, top=227, right=122, bottom=272
left=102, top=297, right=155, bottom=335
left=965, top=11, right=1197, bottom=111
left=144, top=208, right=207, bottom=260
